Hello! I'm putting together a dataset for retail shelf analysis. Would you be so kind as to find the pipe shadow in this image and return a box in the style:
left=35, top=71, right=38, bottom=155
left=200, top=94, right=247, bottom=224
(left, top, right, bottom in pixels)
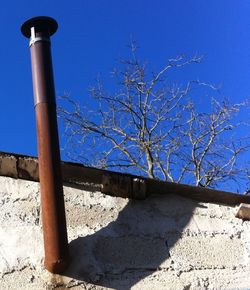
left=64, top=194, right=204, bottom=289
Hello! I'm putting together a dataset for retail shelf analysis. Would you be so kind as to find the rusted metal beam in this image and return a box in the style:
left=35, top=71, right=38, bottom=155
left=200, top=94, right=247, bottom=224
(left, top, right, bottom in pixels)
left=1, top=150, right=250, bottom=206
left=21, top=16, right=69, bottom=274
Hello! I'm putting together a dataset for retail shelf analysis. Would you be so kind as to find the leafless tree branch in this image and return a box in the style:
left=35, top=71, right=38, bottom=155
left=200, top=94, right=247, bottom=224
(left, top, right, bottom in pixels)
left=58, top=44, right=249, bottom=192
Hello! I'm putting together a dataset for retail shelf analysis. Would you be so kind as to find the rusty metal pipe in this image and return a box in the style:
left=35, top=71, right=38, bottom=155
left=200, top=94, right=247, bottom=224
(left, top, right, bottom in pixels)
left=21, top=16, right=69, bottom=274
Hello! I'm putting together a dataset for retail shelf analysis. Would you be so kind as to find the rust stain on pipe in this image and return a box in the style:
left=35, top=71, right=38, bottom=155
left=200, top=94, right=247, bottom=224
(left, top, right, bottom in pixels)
left=21, top=16, right=69, bottom=274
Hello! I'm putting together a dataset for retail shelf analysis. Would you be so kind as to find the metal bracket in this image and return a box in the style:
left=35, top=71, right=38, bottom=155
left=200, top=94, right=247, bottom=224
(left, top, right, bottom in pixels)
left=29, top=26, right=50, bottom=47
left=235, top=203, right=250, bottom=220
left=101, top=174, right=146, bottom=199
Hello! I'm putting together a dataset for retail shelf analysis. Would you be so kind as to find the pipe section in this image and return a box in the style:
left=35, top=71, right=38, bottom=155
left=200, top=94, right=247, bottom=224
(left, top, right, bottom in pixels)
left=21, top=16, right=69, bottom=274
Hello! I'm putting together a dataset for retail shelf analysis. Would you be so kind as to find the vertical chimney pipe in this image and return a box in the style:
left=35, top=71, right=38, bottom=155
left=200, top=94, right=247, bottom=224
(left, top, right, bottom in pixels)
left=21, top=16, right=69, bottom=274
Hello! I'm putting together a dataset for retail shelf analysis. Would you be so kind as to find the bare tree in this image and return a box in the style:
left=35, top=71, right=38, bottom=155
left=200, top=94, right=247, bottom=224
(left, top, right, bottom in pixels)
left=58, top=43, right=249, bottom=191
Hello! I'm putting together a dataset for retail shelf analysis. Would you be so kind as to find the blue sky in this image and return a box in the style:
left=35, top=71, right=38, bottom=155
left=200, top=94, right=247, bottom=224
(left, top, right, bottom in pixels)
left=1, top=0, right=250, bottom=166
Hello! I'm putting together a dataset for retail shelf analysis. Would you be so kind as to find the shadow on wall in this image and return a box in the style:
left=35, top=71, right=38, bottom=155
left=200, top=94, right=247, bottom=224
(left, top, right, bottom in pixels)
left=64, top=194, right=202, bottom=289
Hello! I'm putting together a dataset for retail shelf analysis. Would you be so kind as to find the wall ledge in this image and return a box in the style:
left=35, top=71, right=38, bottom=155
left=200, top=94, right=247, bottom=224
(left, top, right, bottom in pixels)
left=0, top=151, right=249, bottom=205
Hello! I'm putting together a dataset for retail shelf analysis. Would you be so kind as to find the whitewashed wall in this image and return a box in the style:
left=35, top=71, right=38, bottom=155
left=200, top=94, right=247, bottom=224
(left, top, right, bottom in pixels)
left=0, top=175, right=250, bottom=290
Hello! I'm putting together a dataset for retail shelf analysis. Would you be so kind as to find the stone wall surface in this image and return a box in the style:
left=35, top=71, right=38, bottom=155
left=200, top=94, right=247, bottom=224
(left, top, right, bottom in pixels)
left=0, top=175, right=250, bottom=290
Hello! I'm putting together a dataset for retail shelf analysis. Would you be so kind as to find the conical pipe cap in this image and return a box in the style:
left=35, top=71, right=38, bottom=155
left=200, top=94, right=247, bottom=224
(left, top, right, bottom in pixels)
left=21, top=16, right=58, bottom=38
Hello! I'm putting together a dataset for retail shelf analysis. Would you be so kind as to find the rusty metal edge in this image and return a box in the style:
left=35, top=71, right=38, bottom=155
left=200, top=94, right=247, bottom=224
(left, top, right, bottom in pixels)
left=0, top=150, right=250, bottom=206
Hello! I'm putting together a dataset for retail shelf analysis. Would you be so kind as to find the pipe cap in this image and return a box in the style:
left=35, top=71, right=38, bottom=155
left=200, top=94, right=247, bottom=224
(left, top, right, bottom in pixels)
left=21, top=16, right=58, bottom=38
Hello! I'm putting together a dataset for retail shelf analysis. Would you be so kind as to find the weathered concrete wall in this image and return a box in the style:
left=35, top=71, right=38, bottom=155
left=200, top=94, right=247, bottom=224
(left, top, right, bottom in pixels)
left=0, top=175, right=250, bottom=289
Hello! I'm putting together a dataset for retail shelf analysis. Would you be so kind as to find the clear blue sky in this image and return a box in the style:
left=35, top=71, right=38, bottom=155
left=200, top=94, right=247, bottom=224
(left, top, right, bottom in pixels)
left=1, top=0, right=250, bottom=164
